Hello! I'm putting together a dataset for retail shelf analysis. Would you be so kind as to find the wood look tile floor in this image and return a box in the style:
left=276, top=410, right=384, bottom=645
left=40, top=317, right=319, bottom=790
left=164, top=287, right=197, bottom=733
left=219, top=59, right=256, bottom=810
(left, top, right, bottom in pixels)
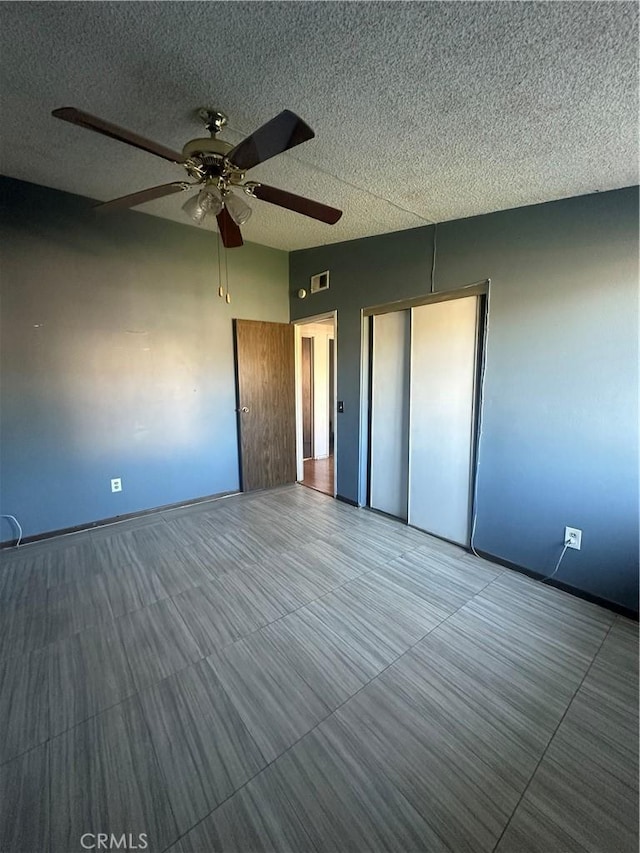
left=0, top=485, right=637, bottom=853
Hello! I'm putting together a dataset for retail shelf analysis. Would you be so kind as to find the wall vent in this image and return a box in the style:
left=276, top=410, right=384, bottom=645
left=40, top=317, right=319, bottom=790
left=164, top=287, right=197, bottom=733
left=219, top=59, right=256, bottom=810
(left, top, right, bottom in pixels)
left=310, top=271, right=330, bottom=293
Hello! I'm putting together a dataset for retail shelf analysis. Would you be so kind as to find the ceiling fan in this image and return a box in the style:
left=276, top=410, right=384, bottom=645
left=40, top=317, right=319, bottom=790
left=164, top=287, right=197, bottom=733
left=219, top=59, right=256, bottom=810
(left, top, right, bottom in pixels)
left=51, top=106, right=343, bottom=248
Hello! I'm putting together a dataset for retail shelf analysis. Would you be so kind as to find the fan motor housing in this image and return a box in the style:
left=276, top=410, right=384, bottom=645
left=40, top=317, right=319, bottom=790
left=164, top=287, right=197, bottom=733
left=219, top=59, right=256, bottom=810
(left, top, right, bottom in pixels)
left=182, top=137, right=244, bottom=182
left=182, top=137, right=233, bottom=160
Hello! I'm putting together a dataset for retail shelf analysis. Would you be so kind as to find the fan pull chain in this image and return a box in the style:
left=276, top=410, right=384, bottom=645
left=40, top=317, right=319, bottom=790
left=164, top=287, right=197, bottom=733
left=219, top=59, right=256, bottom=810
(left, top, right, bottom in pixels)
left=216, top=231, right=224, bottom=298
left=224, top=242, right=231, bottom=303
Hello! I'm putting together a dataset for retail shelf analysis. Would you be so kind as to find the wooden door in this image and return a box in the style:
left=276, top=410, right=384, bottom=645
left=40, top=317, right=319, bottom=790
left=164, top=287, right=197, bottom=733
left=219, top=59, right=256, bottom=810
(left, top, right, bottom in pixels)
left=234, top=319, right=296, bottom=491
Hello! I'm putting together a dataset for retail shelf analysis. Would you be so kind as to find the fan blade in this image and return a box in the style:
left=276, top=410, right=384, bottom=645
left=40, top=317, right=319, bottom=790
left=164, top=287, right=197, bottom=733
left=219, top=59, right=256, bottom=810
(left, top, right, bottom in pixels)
left=217, top=207, right=243, bottom=248
left=251, top=184, right=342, bottom=225
left=94, top=182, right=190, bottom=213
left=226, top=110, right=314, bottom=171
left=52, top=107, right=184, bottom=163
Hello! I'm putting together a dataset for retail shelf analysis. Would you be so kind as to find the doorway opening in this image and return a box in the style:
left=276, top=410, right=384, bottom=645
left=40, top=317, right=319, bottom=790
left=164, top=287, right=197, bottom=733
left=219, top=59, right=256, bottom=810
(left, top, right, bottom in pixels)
left=294, top=312, right=337, bottom=497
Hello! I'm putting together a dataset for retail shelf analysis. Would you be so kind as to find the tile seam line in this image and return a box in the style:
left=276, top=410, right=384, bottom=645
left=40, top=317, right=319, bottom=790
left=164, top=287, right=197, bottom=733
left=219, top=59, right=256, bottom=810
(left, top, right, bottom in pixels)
left=165, top=538, right=438, bottom=731
left=0, top=569, right=176, bottom=665
left=4, top=570, right=231, bottom=767
left=0, top=541, right=381, bottom=768
left=6, top=498, right=599, bottom=819
left=0, top=533, right=498, bottom=766
left=3, top=523, right=586, bottom=773
left=6, top=510, right=617, bottom=846
left=184, top=536, right=444, bottom=669
left=224, top=531, right=488, bottom=679
left=158, top=569, right=501, bottom=853
left=489, top=618, right=615, bottom=853
left=0, top=527, right=421, bottom=754
left=0, top=655, right=204, bottom=770
left=51, top=594, right=187, bottom=852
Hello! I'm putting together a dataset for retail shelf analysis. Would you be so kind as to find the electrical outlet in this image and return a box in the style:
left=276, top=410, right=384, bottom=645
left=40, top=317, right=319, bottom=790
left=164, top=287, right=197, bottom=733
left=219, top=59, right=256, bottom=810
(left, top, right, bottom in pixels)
left=111, top=478, right=122, bottom=493
left=565, top=526, right=582, bottom=550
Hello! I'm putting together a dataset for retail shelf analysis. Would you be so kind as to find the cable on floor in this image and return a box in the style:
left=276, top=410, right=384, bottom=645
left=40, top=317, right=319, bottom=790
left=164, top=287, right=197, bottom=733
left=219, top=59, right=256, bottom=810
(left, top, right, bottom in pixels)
left=541, top=540, right=571, bottom=584
left=1, top=514, right=23, bottom=547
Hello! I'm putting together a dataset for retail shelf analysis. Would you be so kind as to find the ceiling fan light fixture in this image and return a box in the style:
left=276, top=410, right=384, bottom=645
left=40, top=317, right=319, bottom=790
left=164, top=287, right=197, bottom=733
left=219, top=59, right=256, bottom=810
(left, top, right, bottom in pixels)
left=51, top=105, right=342, bottom=248
left=181, top=185, right=223, bottom=225
left=224, top=190, right=252, bottom=226
left=200, top=185, right=223, bottom=213
left=181, top=193, right=207, bottom=225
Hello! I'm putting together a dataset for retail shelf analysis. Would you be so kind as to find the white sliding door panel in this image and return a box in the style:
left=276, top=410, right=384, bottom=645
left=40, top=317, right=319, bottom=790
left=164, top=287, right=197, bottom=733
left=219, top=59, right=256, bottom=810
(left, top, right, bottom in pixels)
left=370, top=311, right=410, bottom=519
left=409, top=297, right=478, bottom=544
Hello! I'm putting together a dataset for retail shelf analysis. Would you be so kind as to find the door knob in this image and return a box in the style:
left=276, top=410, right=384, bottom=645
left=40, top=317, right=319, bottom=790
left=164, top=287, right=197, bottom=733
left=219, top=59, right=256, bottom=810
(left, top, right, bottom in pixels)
left=236, top=406, right=250, bottom=413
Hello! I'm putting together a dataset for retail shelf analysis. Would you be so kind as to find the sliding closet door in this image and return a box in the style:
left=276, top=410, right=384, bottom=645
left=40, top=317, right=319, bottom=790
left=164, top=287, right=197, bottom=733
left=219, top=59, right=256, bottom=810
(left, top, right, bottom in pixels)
left=408, top=296, right=478, bottom=544
left=370, top=310, right=410, bottom=519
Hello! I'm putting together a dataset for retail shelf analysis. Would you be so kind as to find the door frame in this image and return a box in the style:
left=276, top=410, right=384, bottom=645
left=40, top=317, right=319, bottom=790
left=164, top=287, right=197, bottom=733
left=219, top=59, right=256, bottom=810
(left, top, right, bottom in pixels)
left=358, top=280, right=490, bottom=540
left=301, top=335, right=314, bottom=460
left=294, top=311, right=338, bottom=496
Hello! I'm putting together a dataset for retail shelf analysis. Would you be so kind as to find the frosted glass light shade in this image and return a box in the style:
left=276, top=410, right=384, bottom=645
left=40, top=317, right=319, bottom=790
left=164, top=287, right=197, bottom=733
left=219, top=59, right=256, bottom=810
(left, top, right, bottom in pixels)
left=224, top=191, right=252, bottom=225
left=181, top=185, right=223, bottom=225
left=200, top=186, right=223, bottom=216
left=182, top=193, right=206, bottom=224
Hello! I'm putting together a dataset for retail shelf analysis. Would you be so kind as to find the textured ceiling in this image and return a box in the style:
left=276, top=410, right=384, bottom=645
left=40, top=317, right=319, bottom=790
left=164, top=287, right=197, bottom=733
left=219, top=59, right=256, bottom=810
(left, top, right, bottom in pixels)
left=0, top=1, right=637, bottom=251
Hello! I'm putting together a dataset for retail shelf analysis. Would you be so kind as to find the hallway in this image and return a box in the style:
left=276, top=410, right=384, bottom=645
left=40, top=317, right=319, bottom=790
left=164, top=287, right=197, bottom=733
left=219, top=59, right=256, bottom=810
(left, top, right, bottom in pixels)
left=301, top=455, right=334, bottom=496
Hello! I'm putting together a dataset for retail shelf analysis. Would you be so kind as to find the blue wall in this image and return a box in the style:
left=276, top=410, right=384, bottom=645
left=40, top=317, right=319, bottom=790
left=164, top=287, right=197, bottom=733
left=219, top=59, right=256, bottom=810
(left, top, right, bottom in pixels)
left=2, top=176, right=637, bottom=611
left=290, top=188, right=639, bottom=612
left=0, top=177, right=289, bottom=539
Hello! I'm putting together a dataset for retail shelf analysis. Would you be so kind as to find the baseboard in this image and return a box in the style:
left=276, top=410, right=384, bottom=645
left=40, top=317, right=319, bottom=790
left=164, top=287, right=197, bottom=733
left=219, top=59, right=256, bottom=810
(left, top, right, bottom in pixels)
left=336, top=494, right=359, bottom=507
left=0, top=490, right=238, bottom=549
left=4, top=495, right=636, bottom=622
left=475, top=548, right=639, bottom=621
